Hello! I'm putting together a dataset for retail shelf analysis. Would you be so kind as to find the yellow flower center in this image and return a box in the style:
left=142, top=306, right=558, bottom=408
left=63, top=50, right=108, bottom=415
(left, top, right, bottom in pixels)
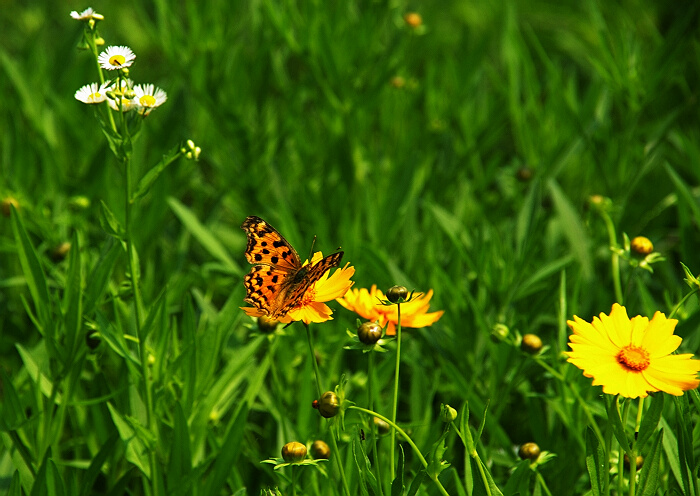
left=89, top=92, right=101, bottom=101
left=139, top=94, right=156, bottom=107
left=109, top=54, right=126, bottom=66
left=617, top=345, right=650, bottom=371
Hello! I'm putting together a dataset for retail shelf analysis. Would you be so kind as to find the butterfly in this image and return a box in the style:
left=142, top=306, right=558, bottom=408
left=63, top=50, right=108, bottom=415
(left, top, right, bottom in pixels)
left=241, top=216, right=344, bottom=319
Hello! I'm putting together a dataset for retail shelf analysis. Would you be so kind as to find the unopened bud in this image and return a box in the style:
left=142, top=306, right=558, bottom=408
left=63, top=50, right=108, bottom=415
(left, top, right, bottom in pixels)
left=440, top=404, right=457, bottom=423
left=281, top=441, right=307, bottom=462
left=404, top=12, right=422, bottom=28
left=521, top=334, right=543, bottom=354
left=518, top=442, right=540, bottom=461
left=386, top=285, right=408, bottom=303
left=258, top=316, right=279, bottom=333
left=357, top=322, right=382, bottom=344
left=311, top=440, right=330, bottom=459
left=314, top=391, right=339, bottom=418
left=631, top=236, right=653, bottom=255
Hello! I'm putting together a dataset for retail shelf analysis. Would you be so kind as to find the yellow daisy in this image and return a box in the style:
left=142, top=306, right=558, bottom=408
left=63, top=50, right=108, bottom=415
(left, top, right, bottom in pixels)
left=337, top=284, right=444, bottom=336
left=566, top=303, right=700, bottom=398
left=242, top=252, right=355, bottom=325
left=133, top=84, right=168, bottom=115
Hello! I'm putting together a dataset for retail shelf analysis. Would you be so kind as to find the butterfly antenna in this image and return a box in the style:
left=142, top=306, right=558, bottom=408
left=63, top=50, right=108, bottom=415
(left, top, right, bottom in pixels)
left=307, top=235, right=317, bottom=262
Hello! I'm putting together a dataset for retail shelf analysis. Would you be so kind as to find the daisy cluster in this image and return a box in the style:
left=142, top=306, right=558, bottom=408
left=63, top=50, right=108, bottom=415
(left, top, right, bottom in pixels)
left=71, top=10, right=167, bottom=116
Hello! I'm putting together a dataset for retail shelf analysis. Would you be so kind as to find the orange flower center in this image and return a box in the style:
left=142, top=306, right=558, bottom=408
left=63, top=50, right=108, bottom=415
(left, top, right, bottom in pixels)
left=617, top=345, right=650, bottom=371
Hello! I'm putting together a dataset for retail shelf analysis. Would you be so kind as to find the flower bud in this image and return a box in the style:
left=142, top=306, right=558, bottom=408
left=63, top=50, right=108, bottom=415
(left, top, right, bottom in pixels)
left=374, top=416, right=390, bottom=435
left=51, top=242, right=71, bottom=262
left=404, top=12, right=422, bottom=28
left=386, top=285, right=408, bottom=303
left=2, top=197, right=19, bottom=217
left=518, top=442, right=540, bottom=461
left=516, top=166, right=533, bottom=182
left=313, top=391, right=339, bottom=418
left=623, top=453, right=644, bottom=470
left=311, top=440, right=331, bottom=459
left=68, top=196, right=91, bottom=210
left=631, top=236, right=653, bottom=255
left=258, top=316, right=279, bottom=333
left=491, top=323, right=509, bottom=341
left=281, top=441, right=307, bottom=463
left=521, top=334, right=543, bottom=354
left=440, top=404, right=458, bottom=423
left=94, top=36, right=105, bottom=46
left=357, top=322, right=382, bottom=344
left=391, top=76, right=405, bottom=89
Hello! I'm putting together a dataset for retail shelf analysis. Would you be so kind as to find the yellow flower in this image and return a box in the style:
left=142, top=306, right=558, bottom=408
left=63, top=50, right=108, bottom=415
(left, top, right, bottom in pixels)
left=243, top=252, right=355, bottom=325
left=565, top=303, right=700, bottom=398
left=337, top=285, right=443, bottom=336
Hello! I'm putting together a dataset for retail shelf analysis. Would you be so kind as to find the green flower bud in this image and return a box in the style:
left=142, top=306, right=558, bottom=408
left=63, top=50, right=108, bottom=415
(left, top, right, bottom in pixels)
left=314, top=391, right=339, bottom=418
left=281, top=441, right=307, bottom=463
left=374, top=416, right=390, bottom=435
left=311, top=440, right=331, bottom=459
left=521, top=334, right=543, bottom=354
left=440, top=404, right=458, bottom=423
left=386, top=285, right=408, bottom=303
left=357, top=322, right=382, bottom=344
left=518, top=442, right=540, bottom=461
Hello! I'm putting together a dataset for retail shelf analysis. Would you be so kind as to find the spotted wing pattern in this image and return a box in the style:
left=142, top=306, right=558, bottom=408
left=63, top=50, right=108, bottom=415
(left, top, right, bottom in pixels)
left=241, top=216, right=343, bottom=318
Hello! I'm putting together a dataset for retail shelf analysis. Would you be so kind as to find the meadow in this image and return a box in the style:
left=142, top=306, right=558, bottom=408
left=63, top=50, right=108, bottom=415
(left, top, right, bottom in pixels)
left=2, top=1, right=700, bottom=495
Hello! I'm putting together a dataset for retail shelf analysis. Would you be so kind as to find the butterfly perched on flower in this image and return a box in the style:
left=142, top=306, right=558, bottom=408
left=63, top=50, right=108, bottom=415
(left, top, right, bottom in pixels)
left=241, top=216, right=344, bottom=319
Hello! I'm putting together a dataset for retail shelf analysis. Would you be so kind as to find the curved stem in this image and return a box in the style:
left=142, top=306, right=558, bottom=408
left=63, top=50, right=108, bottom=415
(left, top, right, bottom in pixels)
left=349, top=406, right=451, bottom=496
left=390, top=303, right=402, bottom=479
left=669, top=288, right=699, bottom=319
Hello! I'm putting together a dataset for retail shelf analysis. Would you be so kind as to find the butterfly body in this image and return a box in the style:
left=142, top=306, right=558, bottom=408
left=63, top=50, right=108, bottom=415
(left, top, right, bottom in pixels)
left=241, top=216, right=343, bottom=319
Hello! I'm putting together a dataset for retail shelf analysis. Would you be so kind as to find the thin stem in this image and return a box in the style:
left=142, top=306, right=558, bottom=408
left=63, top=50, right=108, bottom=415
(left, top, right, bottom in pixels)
left=390, top=303, right=402, bottom=479
left=303, top=323, right=351, bottom=496
left=535, top=471, right=554, bottom=496
left=600, top=210, right=623, bottom=304
left=368, top=352, right=384, bottom=496
left=291, top=465, right=298, bottom=496
left=669, top=288, right=699, bottom=319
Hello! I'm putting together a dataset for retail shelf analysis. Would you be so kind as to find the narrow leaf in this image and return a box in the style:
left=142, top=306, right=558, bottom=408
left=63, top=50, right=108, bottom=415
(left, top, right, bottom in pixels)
left=132, top=144, right=183, bottom=202
left=637, top=429, right=663, bottom=496
left=107, top=403, right=151, bottom=478
left=637, top=394, right=664, bottom=451
left=98, top=200, right=124, bottom=239
left=585, top=427, right=605, bottom=496
left=80, top=433, right=120, bottom=496
left=391, top=445, right=405, bottom=496
left=63, top=231, right=83, bottom=362
left=84, top=239, right=122, bottom=314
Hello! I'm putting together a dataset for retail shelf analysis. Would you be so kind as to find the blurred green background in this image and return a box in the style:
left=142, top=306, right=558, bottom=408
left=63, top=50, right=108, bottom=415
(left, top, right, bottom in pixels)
left=2, top=0, right=700, bottom=494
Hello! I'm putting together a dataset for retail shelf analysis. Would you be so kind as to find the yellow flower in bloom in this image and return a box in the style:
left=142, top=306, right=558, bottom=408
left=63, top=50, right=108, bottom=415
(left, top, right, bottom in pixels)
left=566, top=304, right=700, bottom=398
left=337, top=285, right=443, bottom=336
left=98, top=45, right=136, bottom=71
left=243, top=252, right=355, bottom=325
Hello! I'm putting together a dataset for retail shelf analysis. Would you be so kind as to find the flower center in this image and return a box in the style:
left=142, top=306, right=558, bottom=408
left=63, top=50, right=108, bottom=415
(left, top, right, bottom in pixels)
left=89, top=92, right=101, bottom=101
left=139, top=95, right=156, bottom=107
left=617, top=345, right=650, bottom=371
left=109, top=55, right=126, bottom=66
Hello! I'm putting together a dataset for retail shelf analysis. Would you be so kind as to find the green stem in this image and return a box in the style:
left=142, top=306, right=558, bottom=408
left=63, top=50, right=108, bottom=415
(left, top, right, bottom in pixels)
left=124, top=143, right=156, bottom=495
left=604, top=419, right=612, bottom=496
left=303, top=323, right=351, bottom=496
left=390, top=303, right=402, bottom=479
left=348, top=406, right=451, bottom=496
left=291, top=465, right=297, bottom=496
left=600, top=210, right=623, bottom=304
left=86, top=26, right=117, bottom=133
left=669, top=288, right=699, bottom=319
left=535, top=471, right=554, bottom=496
left=368, top=352, right=384, bottom=496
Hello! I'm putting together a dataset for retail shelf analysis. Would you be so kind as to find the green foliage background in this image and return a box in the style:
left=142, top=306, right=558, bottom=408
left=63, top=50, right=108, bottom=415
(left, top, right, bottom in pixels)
left=2, top=0, right=700, bottom=495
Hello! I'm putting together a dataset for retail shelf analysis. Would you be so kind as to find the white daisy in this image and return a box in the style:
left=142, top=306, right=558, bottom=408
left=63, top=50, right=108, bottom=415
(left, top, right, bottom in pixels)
left=74, top=82, right=109, bottom=104
left=98, top=46, right=136, bottom=71
left=133, top=84, right=168, bottom=115
left=105, top=79, right=137, bottom=112
left=70, top=8, right=103, bottom=21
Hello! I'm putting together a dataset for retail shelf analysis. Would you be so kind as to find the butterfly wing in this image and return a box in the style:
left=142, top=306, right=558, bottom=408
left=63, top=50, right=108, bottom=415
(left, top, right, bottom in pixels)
left=241, top=216, right=301, bottom=271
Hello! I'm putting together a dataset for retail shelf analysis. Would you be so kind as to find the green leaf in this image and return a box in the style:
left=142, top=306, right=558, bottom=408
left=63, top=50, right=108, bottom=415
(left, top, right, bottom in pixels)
left=585, top=427, right=605, bottom=496
left=84, top=239, right=122, bottom=314
left=504, top=460, right=532, bottom=496
left=351, top=434, right=373, bottom=496
left=605, top=396, right=630, bottom=454
left=0, top=368, right=25, bottom=430
left=664, top=162, right=700, bottom=225
left=79, top=433, right=120, bottom=496
left=637, top=429, right=663, bottom=496
left=132, top=143, right=183, bottom=202
left=427, top=429, right=450, bottom=481
left=63, top=231, right=83, bottom=362
left=203, top=403, right=249, bottom=496
left=8, top=470, right=22, bottom=496
left=391, top=445, right=405, bottom=496
left=407, top=470, right=426, bottom=496
left=98, top=200, right=125, bottom=239
left=11, top=206, right=50, bottom=330
left=167, top=197, right=240, bottom=274
left=94, top=311, right=142, bottom=370
left=547, top=179, right=593, bottom=279
left=107, top=403, right=151, bottom=478
left=15, top=344, right=61, bottom=402
left=30, top=450, right=50, bottom=496
left=637, top=394, right=664, bottom=451
left=167, top=403, right=193, bottom=496
left=46, top=459, right=66, bottom=496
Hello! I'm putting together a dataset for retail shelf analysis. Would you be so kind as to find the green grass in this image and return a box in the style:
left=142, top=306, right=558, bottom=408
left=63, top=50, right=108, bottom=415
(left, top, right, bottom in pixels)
left=2, top=0, right=700, bottom=495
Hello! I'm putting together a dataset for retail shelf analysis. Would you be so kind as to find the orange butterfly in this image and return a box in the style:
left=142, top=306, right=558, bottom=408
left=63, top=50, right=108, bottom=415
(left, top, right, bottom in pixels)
left=241, top=216, right=344, bottom=319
